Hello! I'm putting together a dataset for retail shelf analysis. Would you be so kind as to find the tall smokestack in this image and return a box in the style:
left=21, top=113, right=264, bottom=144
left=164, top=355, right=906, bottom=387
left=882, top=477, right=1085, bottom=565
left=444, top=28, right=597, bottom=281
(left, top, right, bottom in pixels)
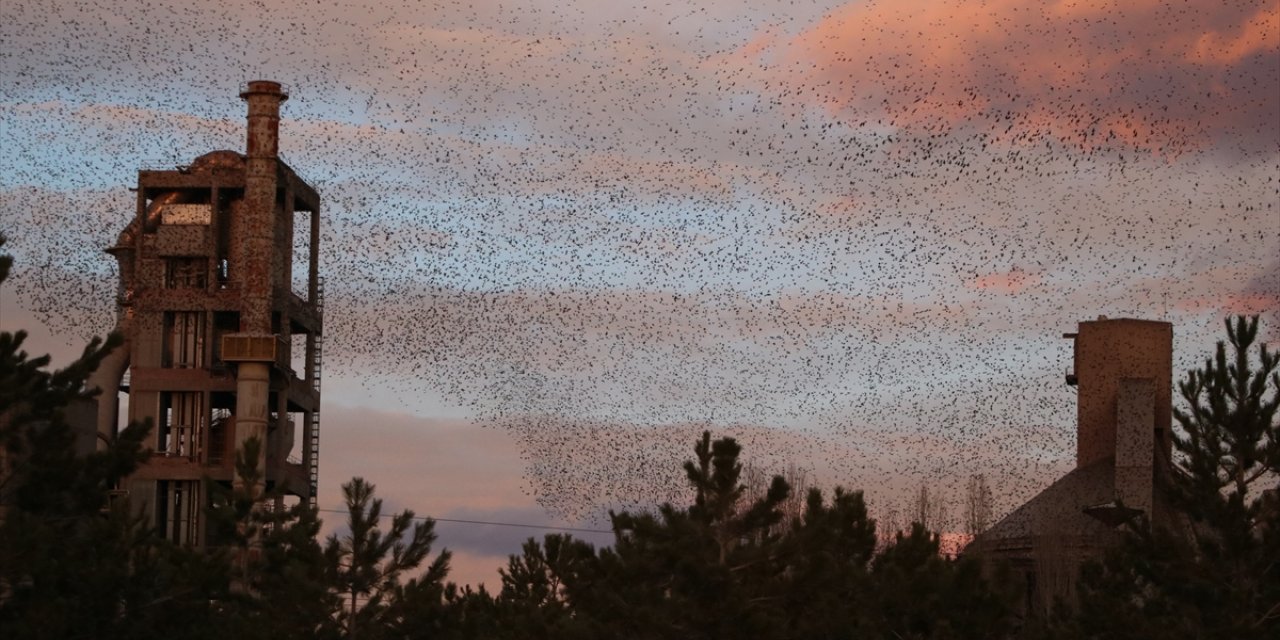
left=233, top=80, right=288, bottom=501
left=238, top=80, right=287, bottom=333
left=241, top=80, right=288, bottom=159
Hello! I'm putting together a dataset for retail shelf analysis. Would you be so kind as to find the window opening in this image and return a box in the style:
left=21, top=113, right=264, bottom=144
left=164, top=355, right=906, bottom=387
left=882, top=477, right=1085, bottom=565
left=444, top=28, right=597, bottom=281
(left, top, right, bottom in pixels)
left=285, top=411, right=304, bottom=464
left=158, top=480, right=201, bottom=545
left=207, top=407, right=232, bottom=466
left=291, top=332, right=307, bottom=380
left=167, top=311, right=206, bottom=368
left=211, top=312, right=239, bottom=368
left=166, top=257, right=207, bottom=289
left=161, top=392, right=204, bottom=459
left=292, top=209, right=311, bottom=299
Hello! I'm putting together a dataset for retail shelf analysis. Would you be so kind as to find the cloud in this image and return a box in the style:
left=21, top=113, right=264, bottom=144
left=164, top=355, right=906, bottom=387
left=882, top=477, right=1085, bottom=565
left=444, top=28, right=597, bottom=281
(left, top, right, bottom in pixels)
left=4, top=0, right=1277, bottom=572
left=0, top=186, right=127, bottom=340
left=1188, top=4, right=1280, bottom=64
left=444, top=549, right=508, bottom=590
left=0, top=304, right=97, bottom=368
left=314, top=391, right=1075, bottom=531
left=310, top=400, right=1063, bottom=582
left=1243, top=259, right=1280, bottom=343
left=435, top=505, right=612, bottom=558
left=740, top=0, right=1279, bottom=154
left=484, top=408, right=1080, bottom=528
left=317, top=404, right=567, bottom=587
left=968, top=268, right=1041, bottom=294
left=1174, top=292, right=1279, bottom=316
left=318, top=404, right=531, bottom=515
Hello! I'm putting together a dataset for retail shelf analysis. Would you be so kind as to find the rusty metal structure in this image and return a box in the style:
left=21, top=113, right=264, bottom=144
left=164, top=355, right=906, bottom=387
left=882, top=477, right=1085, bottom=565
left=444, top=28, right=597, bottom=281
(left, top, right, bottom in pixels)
left=89, top=81, right=322, bottom=546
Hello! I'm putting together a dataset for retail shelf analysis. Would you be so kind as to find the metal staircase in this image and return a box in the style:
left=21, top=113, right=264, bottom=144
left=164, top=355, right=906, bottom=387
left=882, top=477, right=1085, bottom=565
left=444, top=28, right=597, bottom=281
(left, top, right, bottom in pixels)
left=307, top=277, right=324, bottom=509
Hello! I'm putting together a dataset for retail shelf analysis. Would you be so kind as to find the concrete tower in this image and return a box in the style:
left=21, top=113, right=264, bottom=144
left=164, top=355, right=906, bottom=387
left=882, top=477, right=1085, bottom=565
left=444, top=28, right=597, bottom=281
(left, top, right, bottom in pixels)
left=966, top=317, right=1180, bottom=615
left=1069, top=318, right=1173, bottom=471
left=89, top=81, right=323, bottom=546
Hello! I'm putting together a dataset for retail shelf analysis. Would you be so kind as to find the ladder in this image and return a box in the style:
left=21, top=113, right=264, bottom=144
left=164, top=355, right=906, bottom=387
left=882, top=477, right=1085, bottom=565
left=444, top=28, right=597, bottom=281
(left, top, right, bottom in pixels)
left=307, top=277, right=324, bottom=510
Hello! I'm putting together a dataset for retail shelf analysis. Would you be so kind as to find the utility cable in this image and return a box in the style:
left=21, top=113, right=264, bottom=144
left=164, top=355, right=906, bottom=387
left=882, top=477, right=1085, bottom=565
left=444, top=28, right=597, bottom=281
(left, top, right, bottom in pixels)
left=315, top=508, right=612, bottom=535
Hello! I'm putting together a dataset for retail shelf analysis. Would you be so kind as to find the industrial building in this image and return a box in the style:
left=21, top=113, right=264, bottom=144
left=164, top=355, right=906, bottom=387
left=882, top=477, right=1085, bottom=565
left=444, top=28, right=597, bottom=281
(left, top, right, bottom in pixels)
left=966, top=317, right=1187, bottom=614
left=87, top=81, right=322, bottom=546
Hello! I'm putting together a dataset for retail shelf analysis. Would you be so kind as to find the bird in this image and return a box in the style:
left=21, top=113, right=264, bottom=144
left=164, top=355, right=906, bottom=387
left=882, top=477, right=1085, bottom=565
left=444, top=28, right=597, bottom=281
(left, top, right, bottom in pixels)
left=0, top=0, right=1276, bottom=532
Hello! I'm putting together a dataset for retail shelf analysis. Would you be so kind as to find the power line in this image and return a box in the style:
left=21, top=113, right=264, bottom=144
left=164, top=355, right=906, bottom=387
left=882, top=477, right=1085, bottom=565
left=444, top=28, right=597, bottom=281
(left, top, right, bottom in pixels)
left=315, top=508, right=612, bottom=535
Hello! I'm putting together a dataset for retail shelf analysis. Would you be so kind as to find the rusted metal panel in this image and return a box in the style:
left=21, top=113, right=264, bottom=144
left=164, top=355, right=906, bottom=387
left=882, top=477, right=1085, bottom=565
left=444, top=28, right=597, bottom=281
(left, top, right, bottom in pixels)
left=266, top=462, right=312, bottom=497
left=161, top=204, right=213, bottom=225
left=156, top=225, right=212, bottom=256
left=132, top=287, right=241, bottom=312
left=138, top=170, right=245, bottom=189
left=132, top=458, right=230, bottom=482
left=285, top=375, right=321, bottom=412
left=276, top=287, right=323, bottom=332
left=220, top=333, right=278, bottom=362
left=283, top=167, right=321, bottom=207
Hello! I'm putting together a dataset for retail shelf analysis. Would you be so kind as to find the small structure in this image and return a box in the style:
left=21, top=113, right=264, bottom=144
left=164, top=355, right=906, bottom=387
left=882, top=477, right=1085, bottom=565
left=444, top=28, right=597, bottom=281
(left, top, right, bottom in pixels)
left=966, top=317, right=1184, bottom=614
left=87, top=81, right=323, bottom=546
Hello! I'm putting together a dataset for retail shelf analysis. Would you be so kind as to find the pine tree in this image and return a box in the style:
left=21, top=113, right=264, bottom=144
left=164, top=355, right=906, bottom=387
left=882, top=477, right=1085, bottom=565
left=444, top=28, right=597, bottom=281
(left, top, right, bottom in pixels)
left=207, top=436, right=338, bottom=639
left=1165, top=315, right=1278, bottom=636
left=1173, top=315, right=1279, bottom=515
left=778, top=486, right=880, bottom=636
left=489, top=534, right=600, bottom=639
left=870, top=523, right=1015, bottom=640
left=323, top=476, right=450, bottom=640
left=0, top=234, right=226, bottom=639
left=581, top=431, right=793, bottom=638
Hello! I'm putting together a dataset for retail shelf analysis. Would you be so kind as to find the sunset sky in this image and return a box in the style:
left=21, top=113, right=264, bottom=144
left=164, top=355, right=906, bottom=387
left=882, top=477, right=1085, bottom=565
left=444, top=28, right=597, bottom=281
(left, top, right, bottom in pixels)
left=2, top=0, right=1277, bottom=587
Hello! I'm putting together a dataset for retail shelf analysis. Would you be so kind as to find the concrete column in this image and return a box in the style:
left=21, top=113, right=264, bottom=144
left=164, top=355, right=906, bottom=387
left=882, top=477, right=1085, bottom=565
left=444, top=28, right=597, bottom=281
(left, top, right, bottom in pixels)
left=1115, top=378, right=1155, bottom=515
left=233, top=362, right=270, bottom=494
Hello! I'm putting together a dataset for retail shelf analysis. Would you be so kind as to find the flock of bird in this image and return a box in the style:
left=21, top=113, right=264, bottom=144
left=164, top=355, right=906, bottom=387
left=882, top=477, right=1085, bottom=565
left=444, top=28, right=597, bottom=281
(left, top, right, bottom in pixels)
left=2, top=0, right=1276, bottom=526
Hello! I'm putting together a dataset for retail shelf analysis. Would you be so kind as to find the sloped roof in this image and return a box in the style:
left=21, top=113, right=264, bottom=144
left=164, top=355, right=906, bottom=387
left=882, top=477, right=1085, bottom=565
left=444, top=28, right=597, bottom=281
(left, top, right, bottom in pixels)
left=969, top=457, right=1121, bottom=553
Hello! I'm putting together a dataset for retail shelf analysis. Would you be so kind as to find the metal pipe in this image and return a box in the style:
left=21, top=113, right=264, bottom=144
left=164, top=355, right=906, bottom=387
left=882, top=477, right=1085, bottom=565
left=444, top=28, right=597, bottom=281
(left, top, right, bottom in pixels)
left=112, top=151, right=244, bottom=251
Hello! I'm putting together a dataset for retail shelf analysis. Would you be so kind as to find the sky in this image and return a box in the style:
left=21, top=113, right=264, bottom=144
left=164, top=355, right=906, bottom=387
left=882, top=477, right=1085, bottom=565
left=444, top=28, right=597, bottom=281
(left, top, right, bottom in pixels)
left=1, top=0, right=1277, bottom=587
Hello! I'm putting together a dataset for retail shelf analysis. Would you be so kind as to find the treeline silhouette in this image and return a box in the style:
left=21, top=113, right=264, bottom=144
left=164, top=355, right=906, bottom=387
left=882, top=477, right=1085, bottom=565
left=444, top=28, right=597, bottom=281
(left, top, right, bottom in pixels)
left=2, top=238, right=1276, bottom=639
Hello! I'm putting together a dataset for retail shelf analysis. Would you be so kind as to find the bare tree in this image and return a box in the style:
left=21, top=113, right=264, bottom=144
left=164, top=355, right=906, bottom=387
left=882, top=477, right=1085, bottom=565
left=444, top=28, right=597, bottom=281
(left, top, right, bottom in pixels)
left=736, top=461, right=812, bottom=535
left=777, top=462, right=811, bottom=525
left=912, top=483, right=948, bottom=532
left=963, top=473, right=994, bottom=537
left=875, top=499, right=905, bottom=552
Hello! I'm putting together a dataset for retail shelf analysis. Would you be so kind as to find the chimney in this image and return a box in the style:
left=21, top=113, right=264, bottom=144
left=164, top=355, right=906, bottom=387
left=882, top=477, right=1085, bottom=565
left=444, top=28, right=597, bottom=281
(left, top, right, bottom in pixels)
left=228, top=81, right=289, bottom=508
left=240, top=80, right=288, bottom=159
left=237, top=80, right=287, bottom=333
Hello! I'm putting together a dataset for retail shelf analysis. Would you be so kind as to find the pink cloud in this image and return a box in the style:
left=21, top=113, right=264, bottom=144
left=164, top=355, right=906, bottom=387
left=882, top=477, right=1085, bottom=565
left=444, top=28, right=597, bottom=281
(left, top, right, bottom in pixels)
left=968, top=268, right=1041, bottom=294
left=1173, top=292, right=1280, bottom=315
left=319, top=405, right=531, bottom=516
left=738, top=0, right=1279, bottom=154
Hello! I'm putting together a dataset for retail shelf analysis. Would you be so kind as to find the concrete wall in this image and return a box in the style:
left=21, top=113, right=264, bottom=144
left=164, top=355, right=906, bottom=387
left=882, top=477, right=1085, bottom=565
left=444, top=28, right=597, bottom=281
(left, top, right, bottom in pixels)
left=1074, top=319, right=1172, bottom=469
